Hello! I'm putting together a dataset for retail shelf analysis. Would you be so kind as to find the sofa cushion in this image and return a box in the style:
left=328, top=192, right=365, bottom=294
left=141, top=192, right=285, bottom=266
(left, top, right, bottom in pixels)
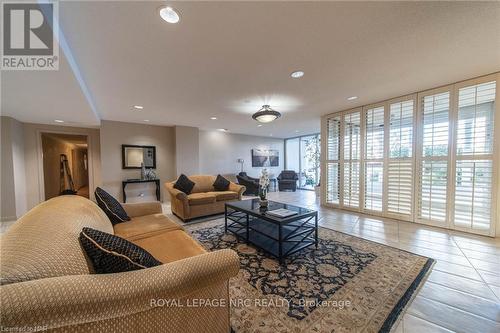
left=132, top=230, right=206, bottom=263
left=187, top=192, right=216, bottom=205
left=114, top=214, right=182, bottom=241
left=213, top=174, right=230, bottom=191
left=79, top=227, right=162, bottom=274
left=94, top=187, right=130, bottom=225
left=207, top=191, right=239, bottom=201
left=174, top=174, right=195, bottom=194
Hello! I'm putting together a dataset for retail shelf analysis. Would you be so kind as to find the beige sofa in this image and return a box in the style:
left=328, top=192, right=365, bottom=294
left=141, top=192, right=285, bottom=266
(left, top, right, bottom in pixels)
left=0, top=195, right=239, bottom=333
left=165, top=175, right=245, bottom=221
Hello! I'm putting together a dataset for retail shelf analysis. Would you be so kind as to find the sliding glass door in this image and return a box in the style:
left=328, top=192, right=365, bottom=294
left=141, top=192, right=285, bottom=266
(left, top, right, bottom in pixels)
left=285, top=134, right=321, bottom=190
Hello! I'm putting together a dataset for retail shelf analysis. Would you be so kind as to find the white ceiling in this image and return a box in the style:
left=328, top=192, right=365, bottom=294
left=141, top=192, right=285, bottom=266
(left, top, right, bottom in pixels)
left=2, top=1, right=500, bottom=138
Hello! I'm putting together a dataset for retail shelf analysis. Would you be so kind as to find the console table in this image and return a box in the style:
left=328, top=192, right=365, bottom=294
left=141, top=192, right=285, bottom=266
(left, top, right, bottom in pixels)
left=122, top=179, right=160, bottom=203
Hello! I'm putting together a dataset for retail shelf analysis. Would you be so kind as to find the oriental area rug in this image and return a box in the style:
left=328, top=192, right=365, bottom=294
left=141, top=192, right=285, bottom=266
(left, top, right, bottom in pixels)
left=187, top=219, right=434, bottom=333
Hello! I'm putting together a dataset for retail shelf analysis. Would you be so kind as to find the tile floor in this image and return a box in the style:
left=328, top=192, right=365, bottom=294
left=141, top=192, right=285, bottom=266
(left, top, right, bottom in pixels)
left=259, top=190, right=500, bottom=333
left=1, top=190, right=499, bottom=332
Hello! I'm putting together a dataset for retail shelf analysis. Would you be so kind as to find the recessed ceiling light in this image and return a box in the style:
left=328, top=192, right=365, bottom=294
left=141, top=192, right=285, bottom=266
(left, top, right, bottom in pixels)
left=295, top=130, right=300, bottom=133
left=257, top=124, right=263, bottom=127
left=133, top=105, right=144, bottom=110
left=347, top=96, right=358, bottom=101
left=270, top=134, right=273, bottom=137
left=210, top=117, right=217, bottom=120
left=54, top=119, right=64, bottom=123
left=290, top=70, right=304, bottom=78
left=143, top=119, right=150, bottom=122
left=159, top=6, right=180, bottom=24
left=218, top=128, right=228, bottom=132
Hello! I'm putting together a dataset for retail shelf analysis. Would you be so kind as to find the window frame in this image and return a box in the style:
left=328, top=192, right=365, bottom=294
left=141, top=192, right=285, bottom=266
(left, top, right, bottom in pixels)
left=321, top=73, right=499, bottom=237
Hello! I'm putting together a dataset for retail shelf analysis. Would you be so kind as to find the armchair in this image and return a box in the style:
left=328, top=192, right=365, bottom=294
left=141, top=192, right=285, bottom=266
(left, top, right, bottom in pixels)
left=236, top=172, right=260, bottom=196
left=277, top=170, right=298, bottom=192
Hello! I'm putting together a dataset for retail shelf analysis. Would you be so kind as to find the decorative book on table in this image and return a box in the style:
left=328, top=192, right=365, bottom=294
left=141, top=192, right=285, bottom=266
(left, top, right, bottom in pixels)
left=266, top=208, right=298, bottom=218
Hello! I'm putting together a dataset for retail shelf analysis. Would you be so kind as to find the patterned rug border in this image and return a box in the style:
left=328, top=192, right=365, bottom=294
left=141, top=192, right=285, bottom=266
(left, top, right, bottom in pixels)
left=185, top=217, right=436, bottom=332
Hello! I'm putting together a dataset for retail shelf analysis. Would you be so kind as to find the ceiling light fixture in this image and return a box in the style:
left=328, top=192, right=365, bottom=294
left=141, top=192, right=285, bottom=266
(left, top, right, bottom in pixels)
left=290, top=70, right=304, bottom=78
left=143, top=119, right=150, bottom=122
left=218, top=128, right=228, bottom=132
left=159, top=6, right=180, bottom=24
left=210, top=117, right=217, bottom=120
left=257, top=124, right=263, bottom=127
left=134, top=105, right=144, bottom=109
left=347, top=96, right=358, bottom=101
left=54, top=119, right=64, bottom=123
left=252, top=105, right=281, bottom=123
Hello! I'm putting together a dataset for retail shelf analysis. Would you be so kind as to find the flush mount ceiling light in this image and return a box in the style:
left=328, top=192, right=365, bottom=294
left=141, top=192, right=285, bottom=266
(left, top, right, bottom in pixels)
left=133, top=105, right=144, bottom=110
left=143, top=119, right=150, bottom=122
left=347, top=96, right=358, bottom=101
left=210, top=117, right=217, bottom=120
left=252, top=105, right=281, bottom=123
left=54, top=119, right=64, bottom=123
left=159, top=6, right=180, bottom=24
left=290, top=70, right=304, bottom=78
left=218, top=128, right=228, bottom=132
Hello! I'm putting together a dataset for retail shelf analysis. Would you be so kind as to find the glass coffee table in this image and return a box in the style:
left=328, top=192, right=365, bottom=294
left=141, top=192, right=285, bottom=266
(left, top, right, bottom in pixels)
left=225, top=199, right=318, bottom=264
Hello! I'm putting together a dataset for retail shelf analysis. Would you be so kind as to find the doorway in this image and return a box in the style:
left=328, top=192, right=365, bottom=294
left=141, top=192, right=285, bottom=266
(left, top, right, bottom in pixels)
left=41, top=133, right=89, bottom=200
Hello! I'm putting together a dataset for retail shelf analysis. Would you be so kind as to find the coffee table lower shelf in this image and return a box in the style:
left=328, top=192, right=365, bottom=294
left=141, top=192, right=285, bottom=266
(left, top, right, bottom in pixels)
left=225, top=212, right=318, bottom=264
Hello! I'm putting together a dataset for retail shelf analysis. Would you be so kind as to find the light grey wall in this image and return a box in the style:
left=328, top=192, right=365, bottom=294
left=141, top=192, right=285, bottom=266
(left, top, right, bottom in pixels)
left=175, top=126, right=199, bottom=177
left=199, top=130, right=284, bottom=179
left=11, top=118, right=27, bottom=217
left=1, top=117, right=18, bottom=221
left=100, top=120, right=175, bottom=203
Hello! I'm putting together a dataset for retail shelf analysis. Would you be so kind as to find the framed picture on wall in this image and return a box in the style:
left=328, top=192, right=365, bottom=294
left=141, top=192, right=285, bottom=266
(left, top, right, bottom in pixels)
left=252, top=149, right=279, bottom=167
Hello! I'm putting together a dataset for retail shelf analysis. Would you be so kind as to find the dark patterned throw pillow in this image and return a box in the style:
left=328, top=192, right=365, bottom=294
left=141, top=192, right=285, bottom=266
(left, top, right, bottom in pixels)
left=94, top=187, right=130, bottom=225
left=79, top=227, right=162, bottom=274
left=213, top=174, right=230, bottom=191
left=174, top=174, right=195, bottom=194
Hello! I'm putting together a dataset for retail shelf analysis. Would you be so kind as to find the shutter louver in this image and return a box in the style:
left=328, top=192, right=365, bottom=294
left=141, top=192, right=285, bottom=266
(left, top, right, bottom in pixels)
left=343, top=112, right=361, bottom=208
left=364, top=106, right=384, bottom=211
left=387, top=100, right=414, bottom=218
left=417, top=92, right=450, bottom=223
left=326, top=116, right=341, bottom=204
left=453, top=81, right=495, bottom=231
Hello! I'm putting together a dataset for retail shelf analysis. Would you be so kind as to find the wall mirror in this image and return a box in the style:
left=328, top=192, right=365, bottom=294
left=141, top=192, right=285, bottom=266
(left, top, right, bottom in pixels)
left=122, top=145, right=156, bottom=169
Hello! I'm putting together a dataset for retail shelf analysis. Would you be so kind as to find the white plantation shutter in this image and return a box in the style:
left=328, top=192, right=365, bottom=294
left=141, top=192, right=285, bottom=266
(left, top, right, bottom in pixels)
left=453, top=81, right=496, bottom=231
left=387, top=160, right=413, bottom=216
left=343, top=111, right=361, bottom=208
left=417, top=91, right=450, bottom=223
left=419, top=160, right=448, bottom=221
left=326, top=116, right=341, bottom=204
left=364, top=106, right=384, bottom=211
left=322, top=75, right=497, bottom=236
left=387, top=100, right=414, bottom=218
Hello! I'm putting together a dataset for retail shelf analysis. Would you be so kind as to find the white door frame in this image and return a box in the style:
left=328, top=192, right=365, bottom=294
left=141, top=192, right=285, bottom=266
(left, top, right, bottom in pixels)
left=36, top=129, right=94, bottom=202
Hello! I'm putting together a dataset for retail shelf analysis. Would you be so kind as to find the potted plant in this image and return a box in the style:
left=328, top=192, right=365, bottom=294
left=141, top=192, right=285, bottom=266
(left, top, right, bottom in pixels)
left=259, top=168, right=270, bottom=207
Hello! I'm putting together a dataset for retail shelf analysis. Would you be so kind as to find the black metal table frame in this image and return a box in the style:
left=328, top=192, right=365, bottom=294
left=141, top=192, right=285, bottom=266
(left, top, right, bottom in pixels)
left=224, top=203, right=318, bottom=264
left=122, top=179, right=160, bottom=203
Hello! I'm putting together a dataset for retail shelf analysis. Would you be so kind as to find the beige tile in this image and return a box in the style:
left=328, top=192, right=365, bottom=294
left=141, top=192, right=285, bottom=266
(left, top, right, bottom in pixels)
left=468, top=258, right=500, bottom=274
left=427, top=271, right=498, bottom=301
left=402, top=314, right=454, bottom=333
left=461, top=249, right=500, bottom=264
left=418, top=282, right=500, bottom=322
left=433, top=261, right=483, bottom=281
left=407, top=296, right=500, bottom=333
left=478, top=270, right=500, bottom=287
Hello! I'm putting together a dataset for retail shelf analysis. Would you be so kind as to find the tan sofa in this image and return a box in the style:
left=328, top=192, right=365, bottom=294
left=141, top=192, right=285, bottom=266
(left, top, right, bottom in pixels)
left=0, top=196, right=239, bottom=333
left=165, top=175, right=245, bottom=222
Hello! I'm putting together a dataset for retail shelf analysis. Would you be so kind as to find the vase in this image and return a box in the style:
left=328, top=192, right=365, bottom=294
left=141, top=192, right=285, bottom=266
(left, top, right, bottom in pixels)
left=259, top=199, right=268, bottom=208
